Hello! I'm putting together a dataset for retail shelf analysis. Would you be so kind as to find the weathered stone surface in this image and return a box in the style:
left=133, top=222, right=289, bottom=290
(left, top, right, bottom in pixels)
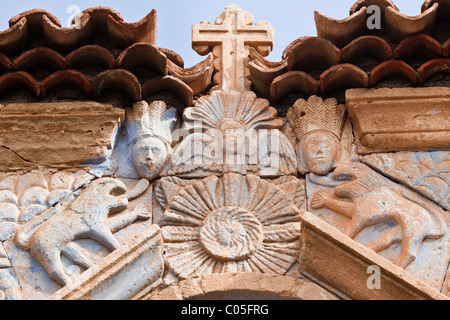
left=50, top=224, right=163, bottom=300
left=299, top=212, right=448, bottom=300
left=156, top=173, right=303, bottom=280
left=346, top=88, right=450, bottom=154
left=364, top=151, right=450, bottom=210
left=164, top=91, right=297, bottom=178
left=192, top=4, right=273, bottom=92
left=152, top=272, right=338, bottom=300
left=0, top=102, right=124, bottom=170
left=307, top=162, right=449, bottom=289
left=287, top=96, right=347, bottom=175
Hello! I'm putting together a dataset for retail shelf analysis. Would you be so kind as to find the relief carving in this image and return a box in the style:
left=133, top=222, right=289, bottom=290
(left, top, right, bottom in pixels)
left=165, top=90, right=297, bottom=178
left=287, top=96, right=346, bottom=175
left=310, top=162, right=447, bottom=268
left=13, top=177, right=151, bottom=286
left=156, top=173, right=303, bottom=279
left=125, top=100, right=178, bottom=180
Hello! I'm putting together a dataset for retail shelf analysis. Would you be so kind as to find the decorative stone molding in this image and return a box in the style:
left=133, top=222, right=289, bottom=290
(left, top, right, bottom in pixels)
left=0, top=102, right=124, bottom=171
left=346, top=87, right=450, bottom=154
left=50, top=225, right=163, bottom=300
left=151, top=272, right=338, bottom=300
left=299, top=212, right=448, bottom=300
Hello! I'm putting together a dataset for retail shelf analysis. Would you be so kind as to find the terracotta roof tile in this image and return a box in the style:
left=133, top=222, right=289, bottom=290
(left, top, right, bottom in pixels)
left=444, top=38, right=450, bottom=56
left=393, top=34, right=443, bottom=62
left=167, top=55, right=214, bottom=96
left=320, top=63, right=369, bottom=95
left=385, top=3, right=438, bottom=42
left=369, top=59, right=418, bottom=86
left=270, top=71, right=319, bottom=104
left=13, top=47, right=67, bottom=71
left=350, top=0, right=399, bottom=14
left=9, top=9, right=61, bottom=33
left=40, top=69, right=91, bottom=97
left=315, top=8, right=367, bottom=48
left=0, top=17, right=27, bottom=55
left=285, top=37, right=341, bottom=72
left=106, top=10, right=156, bottom=48
left=92, top=69, right=141, bottom=102
left=422, top=0, right=450, bottom=21
left=0, top=71, right=40, bottom=97
left=341, top=36, right=392, bottom=64
left=417, top=58, right=450, bottom=84
left=0, top=53, right=12, bottom=74
left=142, top=75, right=194, bottom=107
left=117, top=43, right=167, bottom=75
left=66, top=45, right=116, bottom=69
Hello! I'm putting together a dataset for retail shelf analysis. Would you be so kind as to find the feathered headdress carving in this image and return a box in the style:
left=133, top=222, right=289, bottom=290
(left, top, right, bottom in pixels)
left=126, top=100, right=178, bottom=146
left=287, top=96, right=346, bottom=141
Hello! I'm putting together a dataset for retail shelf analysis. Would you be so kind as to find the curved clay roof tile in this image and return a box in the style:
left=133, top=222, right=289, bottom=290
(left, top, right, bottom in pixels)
left=67, top=45, right=116, bottom=69
left=341, top=36, right=392, bottom=64
left=0, top=17, right=28, bottom=55
left=315, top=7, right=367, bottom=48
left=393, top=34, right=443, bottom=61
left=106, top=10, right=156, bottom=48
left=417, top=58, right=450, bottom=84
left=320, top=64, right=369, bottom=95
left=41, top=69, right=91, bottom=97
left=270, top=71, right=319, bottom=104
left=248, top=49, right=287, bottom=99
left=0, top=71, right=40, bottom=97
left=117, top=43, right=167, bottom=75
left=285, top=37, right=341, bottom=72
left=167, top=55, right=214, bottom=96
left=0, top=53, right=12, bottom=74
left=444, top=38, right=450, bottom=57
left=369, top=60, right=418, bottom=86
left=9, top=9, right=60, bottom=36
left=142, top=75, right=194, bottom=107
left=13, top=47, right=67, bottom=71
left=42, top=14, right=92, bottom=51
left=385, top=3, right=439, bottom=43
left=73, top=6, right=123, bottom=31
left=92, top=69, right=141, bottom=102
left=159, top=47, right=184, bottom=68
left=350, top=0, right=399, bottom=14
left=422, top=0, right=450, bottom=21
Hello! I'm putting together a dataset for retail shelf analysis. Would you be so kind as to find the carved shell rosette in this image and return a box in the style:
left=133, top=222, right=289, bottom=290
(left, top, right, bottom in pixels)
left=160, top=173, right=303, bottom=280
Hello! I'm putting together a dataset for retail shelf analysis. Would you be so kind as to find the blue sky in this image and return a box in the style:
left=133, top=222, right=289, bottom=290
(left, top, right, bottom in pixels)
left=0, top=0, right=424, bottom=67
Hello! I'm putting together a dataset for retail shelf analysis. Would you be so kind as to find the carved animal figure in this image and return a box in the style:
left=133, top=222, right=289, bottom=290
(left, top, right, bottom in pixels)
left=311, top=162, right=446, bottom=268
left=14, top=178, right=150, bottom=286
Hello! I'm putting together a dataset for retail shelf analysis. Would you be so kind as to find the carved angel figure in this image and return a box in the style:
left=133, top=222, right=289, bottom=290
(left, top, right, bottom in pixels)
left=287, top=96, right=346, bottom=175
left=126, top=101, right=178, bottom=180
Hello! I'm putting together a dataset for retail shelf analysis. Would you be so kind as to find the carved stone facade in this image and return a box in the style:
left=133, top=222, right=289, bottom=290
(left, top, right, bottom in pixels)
left=0, top=1, right=448, bottom=300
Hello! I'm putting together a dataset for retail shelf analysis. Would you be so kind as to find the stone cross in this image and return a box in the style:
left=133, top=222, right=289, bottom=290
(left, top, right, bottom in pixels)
left=192, top=5, right=274, bottom=92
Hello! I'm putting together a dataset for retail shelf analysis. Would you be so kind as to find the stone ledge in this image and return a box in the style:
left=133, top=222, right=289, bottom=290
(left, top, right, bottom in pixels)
left=299, top=212, right=448, bottom=300
left=346, top=87, right=450, bottom=154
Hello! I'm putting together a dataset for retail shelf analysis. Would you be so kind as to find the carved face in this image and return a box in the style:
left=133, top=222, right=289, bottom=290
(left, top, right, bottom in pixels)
left=132, top=137, right=168, bottom=180
left=300, top=132, right=338, bottom=175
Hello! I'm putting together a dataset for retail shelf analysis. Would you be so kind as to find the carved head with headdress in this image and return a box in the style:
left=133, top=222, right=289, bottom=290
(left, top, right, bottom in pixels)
left=287, top=96, right=346, bottom=175
left=126, top=100, right=177, bottom=180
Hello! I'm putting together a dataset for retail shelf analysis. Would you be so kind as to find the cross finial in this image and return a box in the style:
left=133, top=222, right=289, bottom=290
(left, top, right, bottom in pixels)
left=192, top=5, right=274, bottom=92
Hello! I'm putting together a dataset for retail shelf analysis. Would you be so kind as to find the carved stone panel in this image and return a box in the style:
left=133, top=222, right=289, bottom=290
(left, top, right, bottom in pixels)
left=154, top=173, right=305, bottom=281
left=306, top=162, right=449, bottom=290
